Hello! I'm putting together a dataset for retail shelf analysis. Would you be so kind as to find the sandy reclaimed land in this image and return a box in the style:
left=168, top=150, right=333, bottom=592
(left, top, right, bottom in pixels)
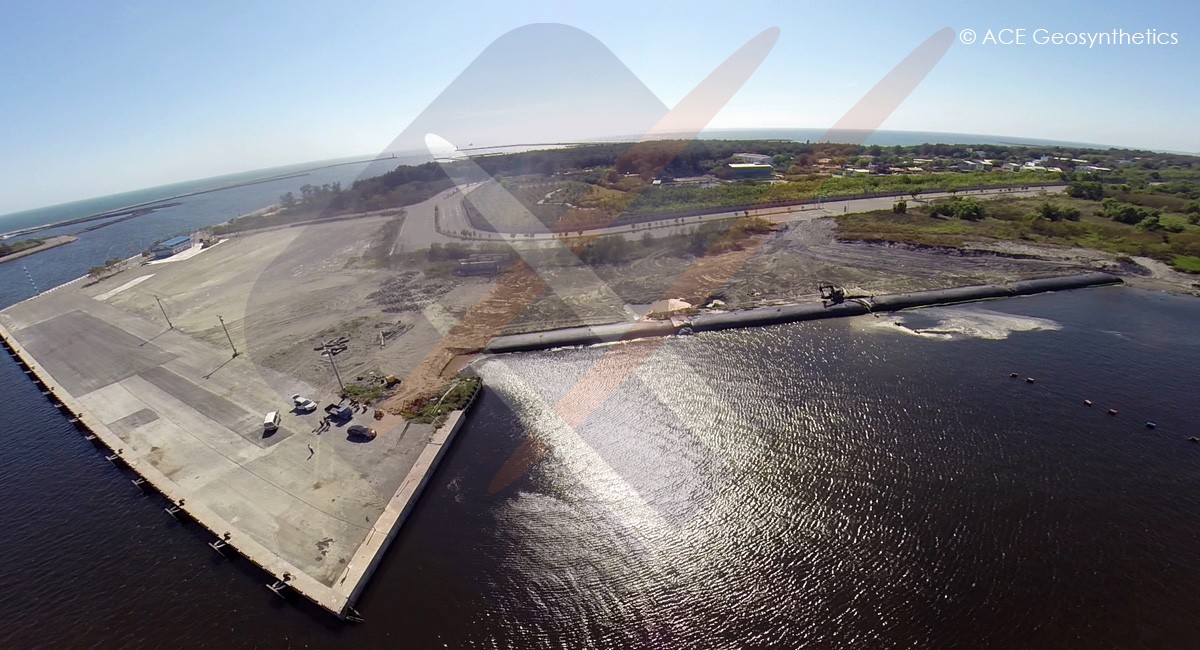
left=103, top=183, right=1191, bottom=399
left=42, top=184, right=1193, bottom=411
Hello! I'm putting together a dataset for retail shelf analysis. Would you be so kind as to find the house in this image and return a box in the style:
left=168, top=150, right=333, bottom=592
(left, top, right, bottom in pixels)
left=672, top=176, right=721, bottom=187
left=732, top=153, right=773, bottom=165
left=727, top=163, right=774, bottom=180
left=151, top=235, right=193, bottom=259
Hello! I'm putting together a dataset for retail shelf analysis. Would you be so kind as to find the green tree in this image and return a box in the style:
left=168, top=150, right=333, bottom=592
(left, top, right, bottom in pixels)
left=892, top=200, right=907, bottom=214
left=933, top=197, right=984, bottom=221
left=1035, top=202, right=1080, bottom=222
left=1066, top=181, right=1104, bottom=201
left=1099, top=198, right=1158, bottom=225
left=1136, top=215, right=1163, bottom=231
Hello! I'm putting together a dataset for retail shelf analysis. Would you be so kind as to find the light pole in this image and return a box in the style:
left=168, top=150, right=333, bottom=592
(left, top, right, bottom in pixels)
left=217, top=315, right=238, bottom=358
left=323, top=343, right=345, bottom=394
left=155, top=296, right=174, bottom=329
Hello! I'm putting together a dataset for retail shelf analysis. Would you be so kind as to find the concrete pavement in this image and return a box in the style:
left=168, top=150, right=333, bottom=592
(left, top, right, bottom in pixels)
left=0, top=273, right=473, bottom=618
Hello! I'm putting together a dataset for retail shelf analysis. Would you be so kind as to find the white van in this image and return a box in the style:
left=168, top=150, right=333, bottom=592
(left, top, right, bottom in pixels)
left=263, top=411, right=281, bottom=433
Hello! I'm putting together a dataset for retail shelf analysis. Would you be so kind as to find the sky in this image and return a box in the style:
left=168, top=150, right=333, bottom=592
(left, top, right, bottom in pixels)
left=1, top=0, right=1197, bottom=215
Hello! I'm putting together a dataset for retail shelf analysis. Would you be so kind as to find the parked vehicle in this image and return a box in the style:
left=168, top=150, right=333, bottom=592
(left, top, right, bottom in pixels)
left=291, top=394, right=317, bottom=412
left=324, top=403, right=352, bottom=421
left=263, top=411, right=281, bottom=433
left=347, top=424, right=377, bottom=441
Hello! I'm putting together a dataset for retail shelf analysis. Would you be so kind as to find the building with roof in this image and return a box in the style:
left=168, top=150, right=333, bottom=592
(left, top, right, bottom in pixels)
left=732, top=153, right=773, bottom=165
left=152, top=236, right=193, bottom=259
left=727, top=163, right=774, bottom=180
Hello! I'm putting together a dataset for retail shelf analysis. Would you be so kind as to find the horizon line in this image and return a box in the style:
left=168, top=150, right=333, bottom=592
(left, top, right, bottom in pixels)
left=3, top=126, right=1196, bottom=221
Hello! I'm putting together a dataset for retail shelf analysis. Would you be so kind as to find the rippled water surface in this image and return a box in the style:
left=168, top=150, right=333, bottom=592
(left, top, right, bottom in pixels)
left=3, top=287, right=1200, bottom=648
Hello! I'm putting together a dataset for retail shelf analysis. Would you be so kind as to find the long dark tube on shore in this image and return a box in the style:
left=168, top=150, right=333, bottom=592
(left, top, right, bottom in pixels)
left=485, top=272, right=1122, bottom=354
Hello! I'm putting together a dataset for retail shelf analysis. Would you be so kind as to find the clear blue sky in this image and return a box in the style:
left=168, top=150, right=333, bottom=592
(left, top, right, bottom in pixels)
left=1, top=0, right=1196, bottom=215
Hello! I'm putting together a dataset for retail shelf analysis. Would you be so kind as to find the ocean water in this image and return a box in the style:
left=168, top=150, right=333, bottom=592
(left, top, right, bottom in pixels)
left=0, top=160, right=378, bottom=308
left=2, top=284, right=1199, bottom=648
left=1, top=142, right=1199, bottom=648
left=697, top=128, right=1113, bottom=150
left=0, top=156, right=386, bottom=236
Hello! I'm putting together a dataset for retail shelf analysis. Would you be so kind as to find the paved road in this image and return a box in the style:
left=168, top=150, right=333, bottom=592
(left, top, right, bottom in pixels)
left=423, top=185, right=1067, bottom=245
left=394, top=184, right=483, bottom=251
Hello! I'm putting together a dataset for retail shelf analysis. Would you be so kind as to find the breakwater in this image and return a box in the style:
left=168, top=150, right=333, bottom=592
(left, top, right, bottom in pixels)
left=485, top=272, right=1123, bottom=354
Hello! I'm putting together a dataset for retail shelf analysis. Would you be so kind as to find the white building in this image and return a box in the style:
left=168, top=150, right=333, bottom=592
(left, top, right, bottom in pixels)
left=732, top=153, right=773, bottom=165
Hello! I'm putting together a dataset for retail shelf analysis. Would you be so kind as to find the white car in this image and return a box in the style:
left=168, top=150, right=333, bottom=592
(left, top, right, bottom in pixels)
left=291, top=394, right=318, bottom=412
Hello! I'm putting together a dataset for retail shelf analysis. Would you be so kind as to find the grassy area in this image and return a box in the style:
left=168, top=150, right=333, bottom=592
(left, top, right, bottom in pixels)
left=398, top=376, right=482, bottom=424
left=622, top=171, right=1058, bottom=218
left=0, top=237, right=45, bottom=257
left=835, top=194, right=1200, bottom=264
left=463, top=170, right=1062, bottom=234
left=341, top=382, right=389, bottom=404
left=1171, top=255, right=1200, bottom=274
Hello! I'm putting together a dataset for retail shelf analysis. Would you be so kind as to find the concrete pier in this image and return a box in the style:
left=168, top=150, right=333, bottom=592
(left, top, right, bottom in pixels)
left=0, top=292, right=478, bottom=620
left=485, top=272, right=1123, bottom=353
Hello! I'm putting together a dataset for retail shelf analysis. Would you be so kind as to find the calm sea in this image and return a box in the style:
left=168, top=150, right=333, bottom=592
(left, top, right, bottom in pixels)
left=1, top=137, right=1198, bottom=648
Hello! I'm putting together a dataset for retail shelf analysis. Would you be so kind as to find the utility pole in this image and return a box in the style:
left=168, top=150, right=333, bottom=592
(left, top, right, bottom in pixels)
left=323, top=343, right=345, bottom=394
left=155, top=296, right=174, bottom=329
left=217, top=315, right=238, bottom=358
